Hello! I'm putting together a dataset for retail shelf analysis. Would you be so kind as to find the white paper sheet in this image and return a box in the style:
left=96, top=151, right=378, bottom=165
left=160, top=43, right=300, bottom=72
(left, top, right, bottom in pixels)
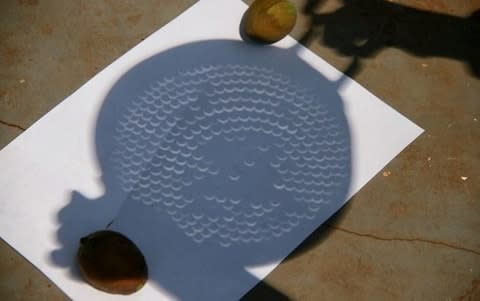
left=0, top=0, right=423, bottom=300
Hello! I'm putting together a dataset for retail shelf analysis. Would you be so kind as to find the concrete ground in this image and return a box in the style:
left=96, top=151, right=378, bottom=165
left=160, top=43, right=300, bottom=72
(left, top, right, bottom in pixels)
left=0, top=0, right=479, bottom=300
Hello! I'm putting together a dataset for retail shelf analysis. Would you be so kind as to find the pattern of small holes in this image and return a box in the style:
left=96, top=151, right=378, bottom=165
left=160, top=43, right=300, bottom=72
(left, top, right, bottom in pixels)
left=112, top=65, right=349, bottom=247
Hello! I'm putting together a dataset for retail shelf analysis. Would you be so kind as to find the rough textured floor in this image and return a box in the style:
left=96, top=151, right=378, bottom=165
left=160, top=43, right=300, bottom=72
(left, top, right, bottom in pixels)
left=1, top=0, right=479, bottom=300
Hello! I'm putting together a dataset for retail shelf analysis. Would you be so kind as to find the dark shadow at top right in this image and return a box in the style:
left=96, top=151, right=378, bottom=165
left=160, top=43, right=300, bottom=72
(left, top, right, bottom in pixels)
left=299, top=0, right=480, bottom=78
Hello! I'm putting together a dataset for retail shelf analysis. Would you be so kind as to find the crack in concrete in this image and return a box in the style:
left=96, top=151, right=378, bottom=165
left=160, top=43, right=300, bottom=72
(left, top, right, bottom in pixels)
left=326, top=224, right=480, bottom=256
left=0, top=119, right=26, bottom=131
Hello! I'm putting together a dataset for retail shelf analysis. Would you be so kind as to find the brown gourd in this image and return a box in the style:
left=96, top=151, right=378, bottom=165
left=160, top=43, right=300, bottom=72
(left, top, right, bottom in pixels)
left=77, top=230, right=148, bottom=295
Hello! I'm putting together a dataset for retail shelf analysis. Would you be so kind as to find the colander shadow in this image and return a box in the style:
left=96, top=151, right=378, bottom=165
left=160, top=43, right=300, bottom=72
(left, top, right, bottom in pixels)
left=51, top=40, right=352, bottom=300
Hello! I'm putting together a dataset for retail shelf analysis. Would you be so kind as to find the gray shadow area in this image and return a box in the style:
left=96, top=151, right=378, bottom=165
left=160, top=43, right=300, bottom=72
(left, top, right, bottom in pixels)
left=51, top=40, right=352, bottom=300
left=300, top=0, right=480, bottom=78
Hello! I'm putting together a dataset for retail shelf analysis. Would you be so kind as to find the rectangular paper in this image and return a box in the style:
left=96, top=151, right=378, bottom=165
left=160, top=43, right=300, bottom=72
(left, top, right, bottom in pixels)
left=0, top=0, right=423, bottom=300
